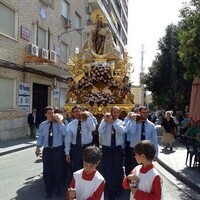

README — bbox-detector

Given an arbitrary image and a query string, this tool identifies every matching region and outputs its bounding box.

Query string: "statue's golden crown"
[90,9,107,24]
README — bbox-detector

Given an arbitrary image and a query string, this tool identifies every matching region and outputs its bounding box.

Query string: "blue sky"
[128,0,190,85]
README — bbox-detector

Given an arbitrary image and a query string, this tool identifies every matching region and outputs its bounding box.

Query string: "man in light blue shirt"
[65,105,96,172]
[98,106,125,199]
[124,108,138,176]
[35,106,68,199]
[125,106,158,170]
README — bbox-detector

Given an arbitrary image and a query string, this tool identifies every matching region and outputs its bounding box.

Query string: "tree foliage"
[178,0,200,79]
[142,24,191,110]
[141,0,200,110]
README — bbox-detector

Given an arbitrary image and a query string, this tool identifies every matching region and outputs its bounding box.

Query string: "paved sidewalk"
[0,136,36,156]
[1,130,200,195]
[156,126,200,194]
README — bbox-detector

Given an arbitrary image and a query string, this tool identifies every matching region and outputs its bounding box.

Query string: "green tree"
[178,0,200,79]
[143,24,191,110]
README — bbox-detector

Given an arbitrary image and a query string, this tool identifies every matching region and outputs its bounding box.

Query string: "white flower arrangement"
[84,92,116,105]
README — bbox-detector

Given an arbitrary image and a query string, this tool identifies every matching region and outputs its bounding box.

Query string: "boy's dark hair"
[71,105,81,112]
[134,140,156,161]
[54,107,64,114]
[44,106,54,113]
[111,106,120,113]
[82,146,101,165]
[138,106,147,112]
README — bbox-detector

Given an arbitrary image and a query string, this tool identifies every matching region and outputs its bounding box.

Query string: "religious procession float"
[64,10,135,119]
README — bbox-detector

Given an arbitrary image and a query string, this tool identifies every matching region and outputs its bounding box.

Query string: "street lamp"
[58,26,86,40]
[51,77,58,90]
[58,26,86,58]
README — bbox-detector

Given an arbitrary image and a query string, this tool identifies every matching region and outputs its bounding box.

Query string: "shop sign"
[19,83,30,96]
[19,96,30,106]
[21,26,30,41]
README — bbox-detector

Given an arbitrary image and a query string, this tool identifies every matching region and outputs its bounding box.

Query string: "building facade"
[131,85,152,109]
[0,0,88,140]
[87,0,128,52]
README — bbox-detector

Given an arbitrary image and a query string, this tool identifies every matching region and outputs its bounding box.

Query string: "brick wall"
[0,0,87,66]
[0,0,88,140]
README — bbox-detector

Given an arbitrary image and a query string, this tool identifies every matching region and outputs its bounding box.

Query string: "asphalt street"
[0,147,199,200]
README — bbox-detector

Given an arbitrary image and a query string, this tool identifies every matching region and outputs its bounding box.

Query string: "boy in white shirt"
[67,146,105,200]
[123,140,162,200]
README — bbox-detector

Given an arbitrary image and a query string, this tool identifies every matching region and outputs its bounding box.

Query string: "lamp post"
[58,27,86,40]
[58,26,86,60]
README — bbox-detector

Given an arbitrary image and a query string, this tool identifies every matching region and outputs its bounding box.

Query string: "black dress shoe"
[55,187,62,196]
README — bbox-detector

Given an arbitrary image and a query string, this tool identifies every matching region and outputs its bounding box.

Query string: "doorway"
[32,83,48,126]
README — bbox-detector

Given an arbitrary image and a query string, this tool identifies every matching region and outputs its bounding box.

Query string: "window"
[61,0,70,18]
[0,78,16,109]
[74,12,81,29]
[60,88,67,107]
[0,2,17,39]
[60,42,68,63]
[38,27,47,49]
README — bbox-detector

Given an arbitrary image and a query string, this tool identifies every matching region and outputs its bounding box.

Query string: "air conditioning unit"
[64,17,72,28]
[39,48,49,60]
[27,44,39,56]
[86,6,92,14]
[49,50,57,63]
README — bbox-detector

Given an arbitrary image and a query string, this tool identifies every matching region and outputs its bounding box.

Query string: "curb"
[0,144,35,157]
[157,158,200,194]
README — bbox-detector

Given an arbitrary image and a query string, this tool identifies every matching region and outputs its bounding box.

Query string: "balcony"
[24,47,67,77]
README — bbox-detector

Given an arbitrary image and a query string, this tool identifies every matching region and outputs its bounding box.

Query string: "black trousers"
[61,143,73,187]
[102,145,124,199]
[42,146,63,194]
[71,143,92,172]
[124,141,138,176]
[29,124,37,138]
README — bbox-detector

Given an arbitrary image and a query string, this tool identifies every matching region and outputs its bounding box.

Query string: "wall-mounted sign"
[53,89,59,99]
[21,26,30,41]
[19,106,29,112]
[19,83,30,96]
[40,6,47,21]
[19,96,30,106]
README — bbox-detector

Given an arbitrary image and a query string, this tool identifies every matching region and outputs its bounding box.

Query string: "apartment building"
[87,0,128,52]
[0,0,88,140]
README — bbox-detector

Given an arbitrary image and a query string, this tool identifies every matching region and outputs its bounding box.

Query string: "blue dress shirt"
[65,116,96,155]
[125,119,158,157]
[98,118,125,147]
[36,120,68,148]
[124,116,132,142]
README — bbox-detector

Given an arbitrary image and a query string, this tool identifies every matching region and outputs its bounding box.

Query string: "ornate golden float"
[64,10,135,118]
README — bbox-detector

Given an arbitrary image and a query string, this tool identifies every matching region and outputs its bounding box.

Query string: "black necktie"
[111,126,116,149]
[76,120,82,145]
[141,122,145,140]
[48,121,53,148]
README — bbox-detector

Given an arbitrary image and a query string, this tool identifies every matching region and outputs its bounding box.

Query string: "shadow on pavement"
[160,148,176,154]
[13,175,65,200]
[34,158,43,163]
[0,137,35,149]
